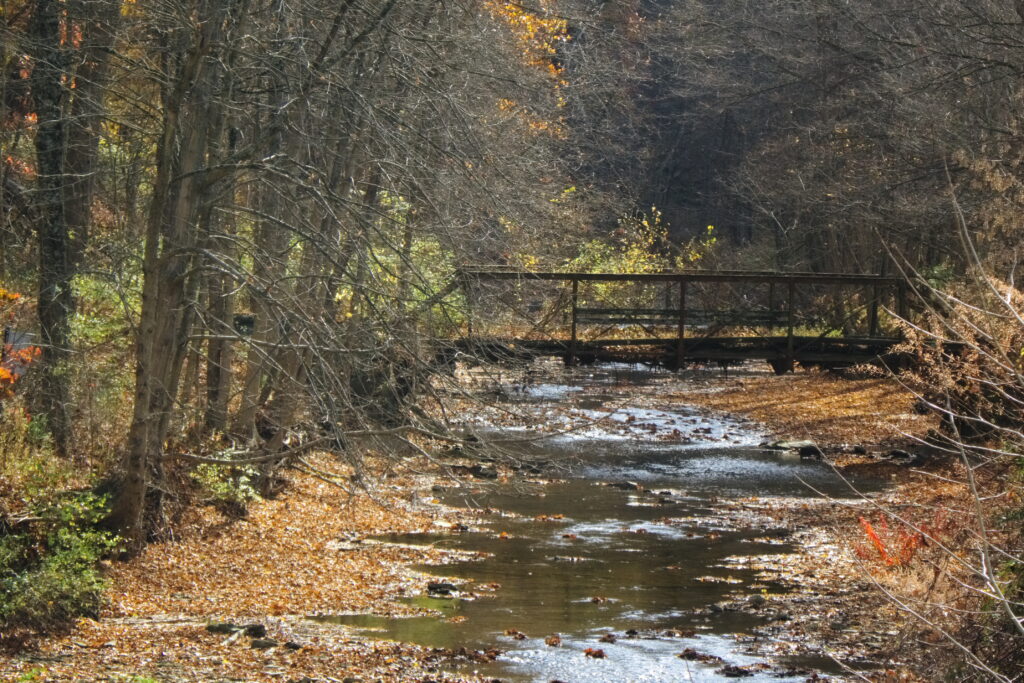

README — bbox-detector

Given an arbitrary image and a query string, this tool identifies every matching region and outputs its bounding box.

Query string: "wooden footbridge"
[451,269,911,373]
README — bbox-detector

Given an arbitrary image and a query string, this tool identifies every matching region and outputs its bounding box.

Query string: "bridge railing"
[458,269,908,367]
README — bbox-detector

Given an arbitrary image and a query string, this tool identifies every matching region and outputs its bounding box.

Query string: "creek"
[320,365,882,682]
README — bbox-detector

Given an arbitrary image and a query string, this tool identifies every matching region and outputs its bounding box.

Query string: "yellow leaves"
[486,0,570,116]
[494,96,566,138]
[549,185,576,204]
[120,0,142,17]
[487,0,570,66]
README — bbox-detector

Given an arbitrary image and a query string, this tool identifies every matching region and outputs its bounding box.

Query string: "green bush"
[190,461,261,517]
[0,492,117,631]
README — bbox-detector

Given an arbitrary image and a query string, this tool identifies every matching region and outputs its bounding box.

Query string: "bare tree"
[100,0,591,549]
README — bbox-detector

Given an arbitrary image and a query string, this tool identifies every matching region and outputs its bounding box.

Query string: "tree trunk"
[30,0,73,456]
[28,0,119,457]
[110,2,233,550]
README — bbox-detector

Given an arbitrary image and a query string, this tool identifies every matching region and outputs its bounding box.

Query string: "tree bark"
[29,0,73,456]
[111,1,235,550]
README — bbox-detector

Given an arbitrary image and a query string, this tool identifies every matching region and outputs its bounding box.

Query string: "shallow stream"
[321,366,880,681]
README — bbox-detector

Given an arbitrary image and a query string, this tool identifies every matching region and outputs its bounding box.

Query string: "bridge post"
[568,278,578,366]
[896,281,908,321]
[460,272,474,338]
[676,278,686,371]
[868,284,880,337]
[785,279,795,373]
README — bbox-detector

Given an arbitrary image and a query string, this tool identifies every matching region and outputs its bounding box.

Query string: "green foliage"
[0,398,71,498]
[72,274,138,347]
[920,262,957,290]
[325,189,466,334]
[0,492,117,631]
[190,461,261,515]
[68,274,137,461]
[564,208,717,274]
[1,401,116,633]
[564,208,673,275]
[558,208,718,309]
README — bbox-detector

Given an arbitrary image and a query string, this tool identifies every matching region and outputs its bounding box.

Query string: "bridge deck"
[454,335,904,371]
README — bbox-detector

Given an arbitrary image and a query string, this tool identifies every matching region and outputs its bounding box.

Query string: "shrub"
[894,269,1024,680]
[190,461,261,517]
[0,492,117,631]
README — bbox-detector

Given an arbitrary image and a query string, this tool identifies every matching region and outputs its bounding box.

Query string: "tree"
[102,0,592,549]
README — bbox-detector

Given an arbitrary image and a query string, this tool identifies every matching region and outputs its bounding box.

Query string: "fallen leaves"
[0,455,479,682]
[664,373,935,448]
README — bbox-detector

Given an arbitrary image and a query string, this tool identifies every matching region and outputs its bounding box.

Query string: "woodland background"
[3,0,1024,680]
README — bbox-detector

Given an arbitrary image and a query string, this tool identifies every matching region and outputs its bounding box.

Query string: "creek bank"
[0,458,495,682]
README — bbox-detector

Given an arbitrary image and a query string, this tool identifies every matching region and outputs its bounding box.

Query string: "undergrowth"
[0,492,117,631]
[0,398,117,633]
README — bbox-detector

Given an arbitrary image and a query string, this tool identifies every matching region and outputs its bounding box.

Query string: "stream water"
[319,365,881,682]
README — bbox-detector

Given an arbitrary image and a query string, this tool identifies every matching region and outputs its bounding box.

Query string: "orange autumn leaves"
[0,286,38,398]
[487,1,569,76]
[487,1,570,137]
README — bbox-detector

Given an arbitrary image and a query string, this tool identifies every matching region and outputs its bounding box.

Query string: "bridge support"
[785,280,795,372]
[676,279,686,371]
[568,278,578,366]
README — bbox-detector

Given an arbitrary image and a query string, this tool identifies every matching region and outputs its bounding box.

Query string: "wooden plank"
[462,269,904,286]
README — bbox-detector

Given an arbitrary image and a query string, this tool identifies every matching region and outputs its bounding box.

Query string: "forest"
[2,0,1024,680]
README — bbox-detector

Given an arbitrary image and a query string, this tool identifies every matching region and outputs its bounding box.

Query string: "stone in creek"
[428,581,459,596]
[250,638,278,649]
[767,439,817,451]
[663,628,696,637]
[242,624,266,638]
[799,444,824,460]
[607,481,643,491]
[205,622,240,634]
[885,449,924,465]
[678,648,722,663]
[717,664,753,677]
[452,464,498,479]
